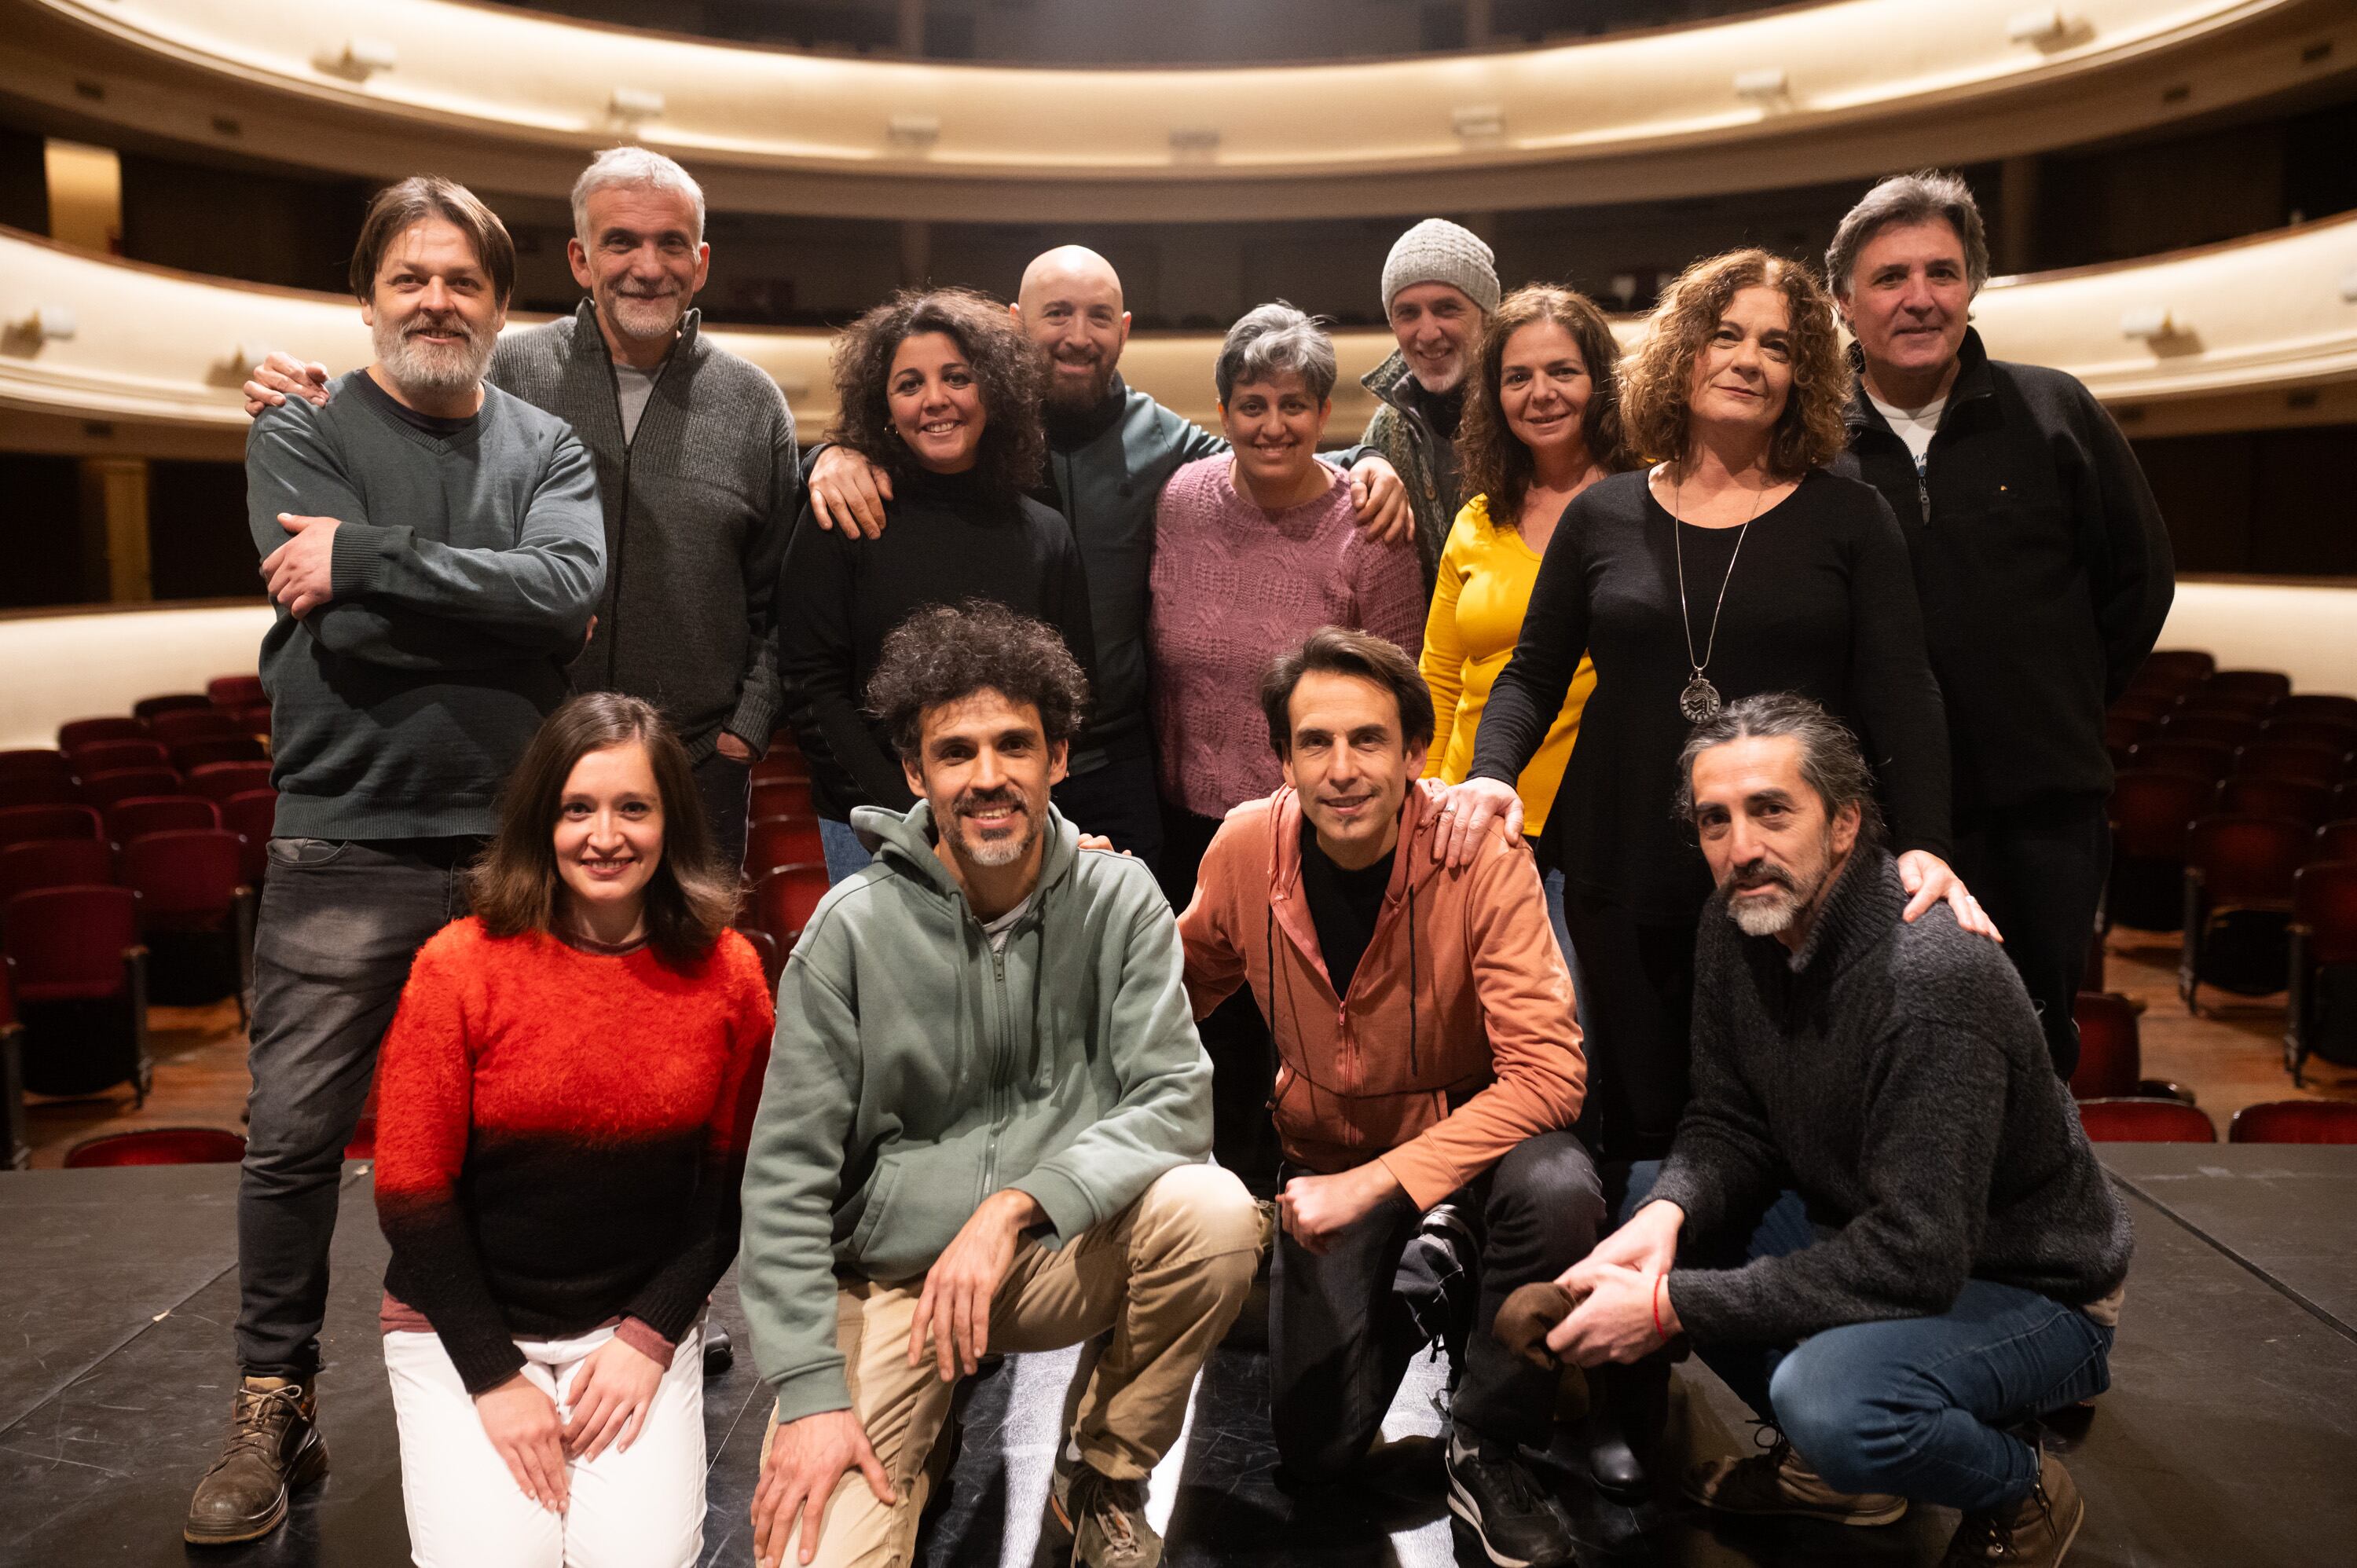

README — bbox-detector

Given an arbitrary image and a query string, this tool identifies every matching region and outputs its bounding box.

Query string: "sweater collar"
[567,298,703,367]
[1844,325,1992,435]
[1773,847,1904,976]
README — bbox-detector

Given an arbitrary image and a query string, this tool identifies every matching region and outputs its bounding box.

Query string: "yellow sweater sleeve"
[1418,501,1484,782]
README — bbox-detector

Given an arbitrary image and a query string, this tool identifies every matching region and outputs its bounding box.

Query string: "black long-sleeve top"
[778,463,1098,822]
[1469,468,1952,925]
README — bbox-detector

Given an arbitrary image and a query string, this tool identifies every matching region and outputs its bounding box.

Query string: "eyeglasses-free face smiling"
[886,330,988,474]
[552,740,665,929]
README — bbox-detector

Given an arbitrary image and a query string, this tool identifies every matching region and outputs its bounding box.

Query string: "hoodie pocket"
[846,1158,905,1259]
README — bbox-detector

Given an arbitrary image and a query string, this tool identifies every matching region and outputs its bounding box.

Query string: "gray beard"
[603,291,686,344]
[374,317,493,399]
[1728,890,1802,937]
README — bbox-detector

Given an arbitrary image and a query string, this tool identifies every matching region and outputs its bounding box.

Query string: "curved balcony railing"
[2,0,2348,220]
[4,212,2352,445]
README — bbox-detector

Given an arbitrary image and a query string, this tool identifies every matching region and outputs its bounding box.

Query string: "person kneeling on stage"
[373,694,774,1568]
[739,601,1260,1568]
[1542,694,2130,1568]
[1178,626,1603,1568]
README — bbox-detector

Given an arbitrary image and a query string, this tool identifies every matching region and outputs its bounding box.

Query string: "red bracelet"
[1650,1273,1670,1345]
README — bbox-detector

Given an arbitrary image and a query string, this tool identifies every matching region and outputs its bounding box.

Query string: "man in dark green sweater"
[188,177,604,1548]
[1541,695,2129,1568]
[245,147,797,869]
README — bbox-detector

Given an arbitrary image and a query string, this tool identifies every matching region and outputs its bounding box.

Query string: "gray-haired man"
[1826,171,2173,1078]
[247,147,799,871]
[1361,217,1501,593]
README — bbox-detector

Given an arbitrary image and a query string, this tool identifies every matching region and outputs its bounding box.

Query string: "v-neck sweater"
[1468,468,1952,923]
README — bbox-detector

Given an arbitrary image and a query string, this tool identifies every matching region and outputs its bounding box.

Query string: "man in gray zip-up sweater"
[191,177,605,1548]
[246,148,796,868]
[740,603,1259,1568]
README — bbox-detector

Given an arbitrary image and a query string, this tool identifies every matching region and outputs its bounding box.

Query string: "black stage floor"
[5,1149,2355,1567]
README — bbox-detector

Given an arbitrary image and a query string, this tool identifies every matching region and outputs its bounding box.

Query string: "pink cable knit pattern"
[1149,456,1426,818]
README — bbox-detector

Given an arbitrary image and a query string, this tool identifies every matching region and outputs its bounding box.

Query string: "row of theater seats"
[735,735,824,991]
[1,677,279,1164]
[2099,651,2357,1085]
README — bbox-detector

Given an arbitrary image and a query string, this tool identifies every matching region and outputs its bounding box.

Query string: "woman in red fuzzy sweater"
[373,693,772,1568]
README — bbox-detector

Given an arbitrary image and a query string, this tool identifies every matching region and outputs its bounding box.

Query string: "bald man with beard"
[805,247,1410,871]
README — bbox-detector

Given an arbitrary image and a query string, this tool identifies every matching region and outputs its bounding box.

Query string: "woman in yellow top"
[1422,284,1630,957]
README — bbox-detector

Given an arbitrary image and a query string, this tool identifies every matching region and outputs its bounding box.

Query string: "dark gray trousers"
[234,837,476,1379]
[1269,1130,1604,1479]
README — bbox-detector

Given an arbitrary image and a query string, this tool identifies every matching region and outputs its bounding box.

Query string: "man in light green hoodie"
[740,601,1261,1568]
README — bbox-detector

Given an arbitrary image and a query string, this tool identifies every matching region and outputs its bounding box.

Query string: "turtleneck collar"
[1780,846,1903,976]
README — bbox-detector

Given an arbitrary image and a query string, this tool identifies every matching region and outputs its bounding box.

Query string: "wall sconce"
[1733,68,1789,101]
[2005,8,2072,46]
[2119,305,2176,339]
[1169,126,1221,159]
[887,113,940,152]
[315,37,398,80]
[1609,274,1638,306]
[610,88,666,124]
[1451,105,1505,140]
[26,305,76,343]
[2339,269,2357,303]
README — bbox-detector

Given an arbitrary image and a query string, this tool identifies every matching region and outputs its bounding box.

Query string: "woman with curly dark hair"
[1435,247,1988,1165]
[1422,284,1630,961]
[776,288,1096,881]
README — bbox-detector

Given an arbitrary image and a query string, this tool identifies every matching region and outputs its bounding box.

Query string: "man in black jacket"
[1545,695,2130,1568]
[1826,170,2174,1078]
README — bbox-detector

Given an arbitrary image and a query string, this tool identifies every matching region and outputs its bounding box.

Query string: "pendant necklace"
[1670,468,1769,723]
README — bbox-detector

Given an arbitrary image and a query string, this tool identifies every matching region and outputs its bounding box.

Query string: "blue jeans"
[819,816,874,884]
[1540,865,1593,1044]
[1621,1161,2113,1514]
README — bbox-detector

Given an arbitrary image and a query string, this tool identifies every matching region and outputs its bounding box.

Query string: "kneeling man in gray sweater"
[1540,694,2130,1568]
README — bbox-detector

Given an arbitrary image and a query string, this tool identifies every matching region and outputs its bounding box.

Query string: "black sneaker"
[1445,1425,1575,1568]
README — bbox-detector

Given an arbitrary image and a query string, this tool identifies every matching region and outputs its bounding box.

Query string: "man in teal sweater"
[740,602,1259,1568]
[188,177,604,1546]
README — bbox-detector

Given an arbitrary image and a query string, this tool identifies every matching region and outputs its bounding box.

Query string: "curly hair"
[469,693,739,969]
[826,288,1047,501]
[1457,284,1633,529]
[866,599,1091,764]
[1618,249,1849,478]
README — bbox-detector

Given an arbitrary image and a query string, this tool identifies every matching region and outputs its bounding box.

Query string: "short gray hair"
[1215,301,1337,405]
[1824,170,1989,301]
[570,147,706,245]
[1675,693,1884,851]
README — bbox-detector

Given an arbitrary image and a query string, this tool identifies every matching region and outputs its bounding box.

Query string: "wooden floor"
[20,928,2357,1167]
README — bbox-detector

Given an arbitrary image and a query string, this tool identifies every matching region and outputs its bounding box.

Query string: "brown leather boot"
[183,1376,330,1544]
[1939,1449,2084,1566]
[1684,1429,1908,1526]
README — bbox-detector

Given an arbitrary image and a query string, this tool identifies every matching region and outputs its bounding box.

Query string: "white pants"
[383,1321,706,1568]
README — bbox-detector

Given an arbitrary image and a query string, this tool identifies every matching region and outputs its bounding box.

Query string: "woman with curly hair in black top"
[776,288,1098,881]
[1433,249,1995,1160]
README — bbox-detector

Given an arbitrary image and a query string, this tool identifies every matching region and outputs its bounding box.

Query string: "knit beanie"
[1380,218,1501,317]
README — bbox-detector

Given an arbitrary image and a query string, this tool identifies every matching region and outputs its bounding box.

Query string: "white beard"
[374,316,493,398]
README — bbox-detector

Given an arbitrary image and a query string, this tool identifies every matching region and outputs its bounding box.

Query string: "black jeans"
[1052,752,1164,873]
[1560,892,1701,1163]
[1158,804,1282,1196]
[1950,793,2109,1079]
[235,837,477,1379]
[1270,1131,1604,1478]
[695,750,753,875]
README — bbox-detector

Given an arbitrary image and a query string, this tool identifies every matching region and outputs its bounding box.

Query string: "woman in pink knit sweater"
[1150,302,1426,890]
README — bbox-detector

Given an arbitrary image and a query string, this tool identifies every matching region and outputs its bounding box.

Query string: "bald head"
[1016,245,1131,414]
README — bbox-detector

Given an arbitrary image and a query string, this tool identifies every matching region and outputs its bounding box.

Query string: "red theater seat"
[2288,859,2357,1085]
[2127,740,2231,781]
[2214,776,2333,827]
[69,738,170,776]
[2131,650,2215,691]
[2068,991,2193,1105]
[79,768,182,808]
[2315,821,2357,864]
[2234,743,2347,789]
[746,815,825,878]
[104,796,222,846]
[2202,670,2293,709]
[736,925,784,991]
[187,761,273,801]
[2273,694,2357,726]
[132,694,211,721]
[2,885,151,1103]
[0,804,103,848]
[0,774,79,809]
[207,675,266,710]
[2262,717,2357,753]
[148,709,240,746]
[2157,712,2261,750]
[2181,815,2308,1010]
[57,717,147,752]
[2105,771,2214,932]
[0,837,113,904]
[2076,1097,2217,1142]
[0,749,71,786]
[119,829,251,1013]
[2227,1100,2357,1145]
[64,1127,246,1167]
[168,736,269,771]
[751,862,830,951]
[219,789,277,887]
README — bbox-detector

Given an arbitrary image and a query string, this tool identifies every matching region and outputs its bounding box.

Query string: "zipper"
[597,334,678,691]
[981,933,1011,1203]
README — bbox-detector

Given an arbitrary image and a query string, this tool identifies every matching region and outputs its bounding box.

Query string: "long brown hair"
[1618,248,1848,478]
[469,694,739,968]
[825,287,1048,502]
[1457,284,1631,529]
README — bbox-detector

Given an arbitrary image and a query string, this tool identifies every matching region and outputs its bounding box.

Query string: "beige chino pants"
[761,1162,1261,1568]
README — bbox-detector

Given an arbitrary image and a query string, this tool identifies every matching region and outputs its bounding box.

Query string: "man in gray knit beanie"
[1362,218,1502,595]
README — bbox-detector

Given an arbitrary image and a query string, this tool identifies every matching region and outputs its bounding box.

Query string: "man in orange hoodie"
[1178,625,1601,1568]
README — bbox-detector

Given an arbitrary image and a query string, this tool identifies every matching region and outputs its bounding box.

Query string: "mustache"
[952,788,1025,819]
[1725,858,1794,893]
[403,314,478,342]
